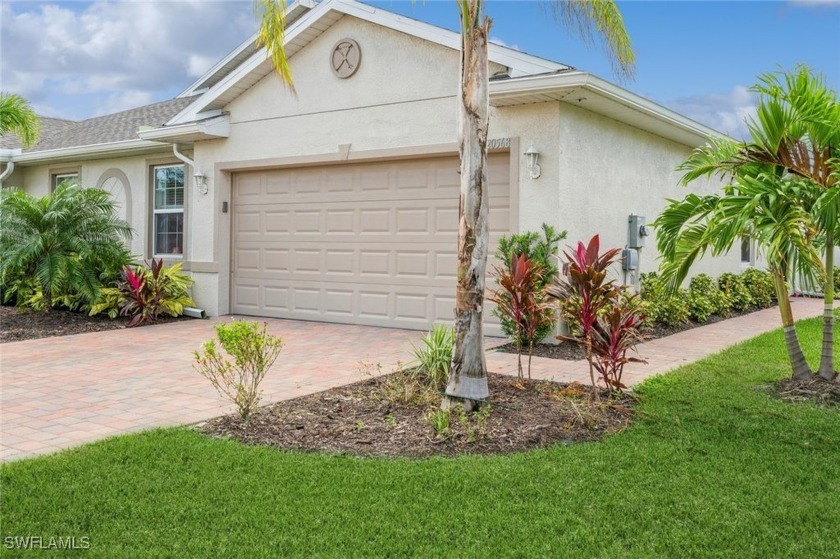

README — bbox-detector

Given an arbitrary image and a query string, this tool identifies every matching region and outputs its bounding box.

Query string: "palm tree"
[656,66,838,380]
[0,183,132,311]
[0,93,40,148]
[257,0,635,409]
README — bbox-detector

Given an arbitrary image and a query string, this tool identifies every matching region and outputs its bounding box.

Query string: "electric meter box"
[622,248,639,271]
[628,214,648,249]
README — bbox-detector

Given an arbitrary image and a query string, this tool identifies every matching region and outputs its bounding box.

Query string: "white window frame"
[151,164,185,259]
[51,171,80,191]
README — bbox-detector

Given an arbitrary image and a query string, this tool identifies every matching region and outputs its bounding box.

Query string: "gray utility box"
[622,248,639,271]
[628,214,649,249]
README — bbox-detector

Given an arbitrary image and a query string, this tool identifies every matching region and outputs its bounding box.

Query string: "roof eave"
[491,72,725,148]
[138,115,231,144]
[168,0,569,126]
[9,139,170,165]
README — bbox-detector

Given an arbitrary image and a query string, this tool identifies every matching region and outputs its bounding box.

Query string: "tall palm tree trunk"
[771,266,813,379]
[443,0,491,412]
[818,232,836,380]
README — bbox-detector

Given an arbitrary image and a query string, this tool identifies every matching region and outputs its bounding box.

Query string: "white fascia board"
[490,72,725,145]
[10,140,168,164]
[177,32,258,98]
[334,0,566,76]
[170,0,567,125]
[138,115,231,143]
[0,148,22,162]
[177,0,317,98]
[167,0,334,126]
[581,74,725,141]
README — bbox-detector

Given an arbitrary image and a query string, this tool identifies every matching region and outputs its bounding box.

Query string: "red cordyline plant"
[118,259,165,327]
[547,235,646,395]
[116,258,194,327]
[488,254,553,379]
[590,295,647,391]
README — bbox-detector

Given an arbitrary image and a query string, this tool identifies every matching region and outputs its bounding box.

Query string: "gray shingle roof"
[0,96,198,153]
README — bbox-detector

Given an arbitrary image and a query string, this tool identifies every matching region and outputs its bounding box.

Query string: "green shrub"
[194,320,283,422]
[494,224,566,344]
[90,259,194,325]
[410,324,454,389]
[833,267,839,299]
[639,272,690,326]
[740,268,776,308]
[0,183,132,311]
[687,273,732,322]
[718,272,753,311]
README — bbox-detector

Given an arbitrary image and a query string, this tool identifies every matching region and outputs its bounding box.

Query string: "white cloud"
[489,36,520,51]
[0,1,255,119]
[96,91,156,116]
[665,86,758,140]
[788,0,840,7]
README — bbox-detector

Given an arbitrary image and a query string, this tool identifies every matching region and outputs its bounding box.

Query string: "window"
[740,236,752,264]
[51,172,80,191]
[152,164,184,257]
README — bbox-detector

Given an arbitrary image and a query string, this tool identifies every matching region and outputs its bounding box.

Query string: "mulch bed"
[772,376,840,408]
[201,371,635,458]
[493,307,764,361]
[0,305,188,343]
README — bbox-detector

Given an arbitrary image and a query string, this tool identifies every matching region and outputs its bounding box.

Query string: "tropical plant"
[100,258,195,327]
[194,320,283,422]
[0,183,132,311]
[411,324,455,389]
[638,272,690,327]
[494,224,566,344]
[0,92,40,147]
[257,0,634,411]
[656,67,838,380]
[488,255,553,379]
[717,272,753,312]
[589,295,646,391]
[548,235,626,394]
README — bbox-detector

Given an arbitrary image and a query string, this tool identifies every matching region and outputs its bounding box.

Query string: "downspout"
[0,161,14,187]
[172,144,194,170]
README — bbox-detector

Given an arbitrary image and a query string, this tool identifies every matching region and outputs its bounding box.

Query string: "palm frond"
[547,0,635,81]
[255,0,295,94]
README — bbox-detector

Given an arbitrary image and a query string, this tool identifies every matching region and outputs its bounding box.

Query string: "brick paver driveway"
[0,317,429,461]
[0,298,828,461]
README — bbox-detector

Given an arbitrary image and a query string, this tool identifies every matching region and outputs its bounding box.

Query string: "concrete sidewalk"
[0,297,828,462]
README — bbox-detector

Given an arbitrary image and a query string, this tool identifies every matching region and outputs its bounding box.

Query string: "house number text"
[487,137,511,149]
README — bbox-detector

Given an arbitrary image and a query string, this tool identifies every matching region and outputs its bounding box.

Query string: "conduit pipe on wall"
[0,161,15,187]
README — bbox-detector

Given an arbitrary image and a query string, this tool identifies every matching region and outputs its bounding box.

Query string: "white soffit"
[491,72,724,147]
[138,115,231,144]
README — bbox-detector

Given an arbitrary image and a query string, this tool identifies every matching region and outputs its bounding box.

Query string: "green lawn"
[2,319,838,558]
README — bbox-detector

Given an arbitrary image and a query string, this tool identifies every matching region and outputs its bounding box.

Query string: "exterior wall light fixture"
[194,172,208,195]
[524,145,541,179]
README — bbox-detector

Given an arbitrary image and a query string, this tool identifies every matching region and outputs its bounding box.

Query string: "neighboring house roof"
[0,97,198,154]
[0,117,75,150]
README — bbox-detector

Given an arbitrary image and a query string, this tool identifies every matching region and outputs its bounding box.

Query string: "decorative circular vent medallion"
[330,38,361,79]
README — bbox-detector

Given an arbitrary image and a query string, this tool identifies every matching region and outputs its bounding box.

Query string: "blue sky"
[2,0,838,138]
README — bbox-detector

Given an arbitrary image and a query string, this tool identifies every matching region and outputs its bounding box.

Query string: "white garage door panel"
[232,154,511,331]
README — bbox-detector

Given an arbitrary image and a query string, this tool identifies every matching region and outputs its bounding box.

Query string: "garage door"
[231,153,511,331]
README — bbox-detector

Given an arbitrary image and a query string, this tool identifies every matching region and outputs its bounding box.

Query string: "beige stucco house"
[0,0,755,331]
